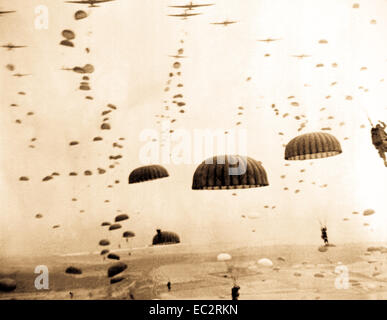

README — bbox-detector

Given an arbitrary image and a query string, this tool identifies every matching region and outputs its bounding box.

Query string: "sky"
[0,0,387,257]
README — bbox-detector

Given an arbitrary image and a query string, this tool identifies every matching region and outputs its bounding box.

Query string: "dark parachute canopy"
[110,276,125,284]
[115,214,129,222]
[123,231,135,238]
[60,40,74,47]
[100,249,109,255]
[192,155,269,190]
[107,253,120,260]
[108,262,127,278]
[101,221,111,227]
[62,29,75,40]
[65,266,82,275]
[128,165,169,184]
[109,223,122,231]
[0,278,16,292]
[152,229,180,246]
[99,239,110,246]
[74,10,87,20]
[285,132,342,160]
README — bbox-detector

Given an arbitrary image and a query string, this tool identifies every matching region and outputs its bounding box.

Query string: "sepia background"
[0,0,386,271]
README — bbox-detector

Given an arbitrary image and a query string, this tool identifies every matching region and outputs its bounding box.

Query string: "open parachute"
[129,165,169,184]
[152,229,180,246]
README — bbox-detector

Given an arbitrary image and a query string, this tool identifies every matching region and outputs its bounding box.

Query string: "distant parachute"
[99,239,110,246]
[35,213,43,219]
[101,222,111,227]
[107,253,120,260]
[217,253,232,261]
[318,246,328,253]
[109,223,122,231]
[60,40,74,47]
[123,231,135,239]
[83,64,94,73]
[110,276,125,284]
[108,262,127,278]
[258,258,273,267]
[152,229,180,246]
[128,165,169,184]
[100,249,109,255]
[0,278,16,292]
[173,62,181,69]
[285,132,342,160]
[363,209,375,216]
[247,213,260,220]
[62,30,75,40]
[115,214,129,222]
[192,155,269,190]
[74,10,87,20]
[65,266,82,275]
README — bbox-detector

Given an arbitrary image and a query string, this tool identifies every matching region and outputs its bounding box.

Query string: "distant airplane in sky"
[210,20,238,26]
[65,0,115,7]
[257,38,282,43]
[169,2,214,10]
[13,73,32,77]
[292,54,312,59]
[168,12,202,18]
[0,10,15,15]
[1,43,28,51]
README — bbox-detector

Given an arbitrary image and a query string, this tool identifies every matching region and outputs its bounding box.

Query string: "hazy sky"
[1,0,387,257]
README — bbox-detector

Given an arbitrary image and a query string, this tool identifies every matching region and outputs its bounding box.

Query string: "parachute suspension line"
[359,105,374,127]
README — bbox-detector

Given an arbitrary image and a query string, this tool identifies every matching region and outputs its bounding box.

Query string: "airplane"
[65,0,115,7]
[169,2,214,10]
[168,12,202,18]
[292,54,311,59]
[169,55,187,59]
[0,10,15,15]
[257,38,282,43]
[13,73,32,77]
[210,20,238,26]
[1,43,28,50]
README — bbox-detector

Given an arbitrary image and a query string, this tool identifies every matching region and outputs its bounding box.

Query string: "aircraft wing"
[169,4,213,8]
[168,13,202,17]
[0,10,16,14]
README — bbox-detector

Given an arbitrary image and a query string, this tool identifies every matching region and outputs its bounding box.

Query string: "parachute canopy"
[363,209,375,216]
[192,155,269,190]
[123,231,135,238]
[109,224,122,231]
[258,258,273,267]
[152,229,180,246]
[65,266,82,275]
[285,132,342,160]
[101,222,111,227]
[0,278,16,292]
[108,262,127,278]
[115,214,129,222]
[100,249,109,255]
[60,40,74,47]
[129,165,169,184]
[74,10,87,20]
[62,29,75,40]
[107,253,120,260]
[99,239,110,246]
[110,276,125,284]
[217,253,232,261]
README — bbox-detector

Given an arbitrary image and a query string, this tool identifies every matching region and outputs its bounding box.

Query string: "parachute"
[192,155,269,190]
[100,249,109,255]
[101,222,111,227]
[115,214,129,222]
[74,10,87,20]
[285,132,342,160]
[217,253,232,261]
[60,40,74,47]
[258,258,273,267]
[152,229,180,246]
[0,278,16,292]
[108,262,127,278]
[246,213,260,220]
[65,266,82,275]
[99,239,110,246]
[363,209,375,216]
[123,231,135,238]
[110,276,125,284]
[129,165,169,184]
[107,253,120,260]
[109,223,122,231]
[62,30,75,40]
[82,64,94,73]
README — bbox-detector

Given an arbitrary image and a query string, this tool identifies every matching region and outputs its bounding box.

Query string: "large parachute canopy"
[123,231,135,238]
[258,258,273,267]
[285,132,342,160]
[217,253,232,261]
[109,223,122,231]
[152,229,180,246]
[192,155,269,190]
[108,262,127,278]
[99,239,110,246]
[115,214,129,222]
[128,165,169,184]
